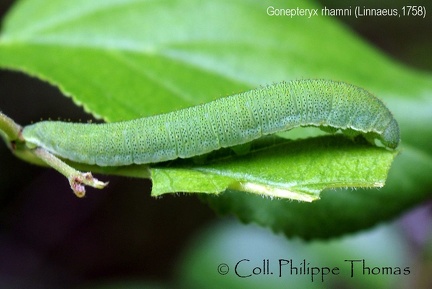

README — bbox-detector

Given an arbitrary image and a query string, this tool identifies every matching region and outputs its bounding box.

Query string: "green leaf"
[0,0,430,238]
[151,135,397,202]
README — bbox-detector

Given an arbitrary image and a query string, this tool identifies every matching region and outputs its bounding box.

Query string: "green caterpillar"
[22,79,400,167]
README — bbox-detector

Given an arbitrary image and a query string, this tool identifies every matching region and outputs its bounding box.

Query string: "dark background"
[0,0,431,288]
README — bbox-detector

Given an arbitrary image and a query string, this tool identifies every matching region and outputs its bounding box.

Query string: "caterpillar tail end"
[69,172,109,198]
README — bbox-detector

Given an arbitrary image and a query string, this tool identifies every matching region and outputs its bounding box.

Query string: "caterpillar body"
[22,79,400,167]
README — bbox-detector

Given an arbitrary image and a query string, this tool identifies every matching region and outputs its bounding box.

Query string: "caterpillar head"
[380,118,400,149]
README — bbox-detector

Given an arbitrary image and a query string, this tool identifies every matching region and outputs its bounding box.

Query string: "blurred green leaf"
[177,221,411,289]
[0,0,431,238]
